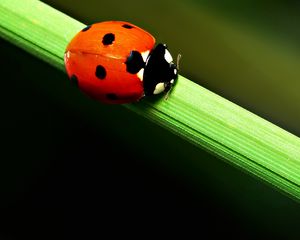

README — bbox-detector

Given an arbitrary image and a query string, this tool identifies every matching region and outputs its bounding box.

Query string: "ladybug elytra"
[64,21,178,104]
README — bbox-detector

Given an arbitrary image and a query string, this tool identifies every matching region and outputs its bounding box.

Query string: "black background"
[1,34,300,240]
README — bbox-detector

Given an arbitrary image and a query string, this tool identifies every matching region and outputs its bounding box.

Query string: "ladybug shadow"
[126,94,165,111]
[143,94,165,104]
[137,91,175,108]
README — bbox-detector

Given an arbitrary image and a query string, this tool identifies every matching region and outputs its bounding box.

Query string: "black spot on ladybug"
[102,33,115,45]
[70,74,78,87]
[122,24,134,29]
[82,25,92,32]
[106,93,118,100]
[125,51,145,74]
[95,65,106,79]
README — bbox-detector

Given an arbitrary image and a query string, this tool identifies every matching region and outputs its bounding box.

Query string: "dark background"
[1,0,300,239]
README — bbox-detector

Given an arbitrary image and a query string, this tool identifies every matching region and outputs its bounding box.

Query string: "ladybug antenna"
[176,53,182,70]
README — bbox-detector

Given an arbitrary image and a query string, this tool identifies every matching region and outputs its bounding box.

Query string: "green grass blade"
[1,0,300,200]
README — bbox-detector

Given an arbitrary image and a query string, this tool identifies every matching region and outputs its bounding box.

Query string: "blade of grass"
[1,0,300,200]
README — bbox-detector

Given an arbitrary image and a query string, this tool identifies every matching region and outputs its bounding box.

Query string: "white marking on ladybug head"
[170,79,174,84]
[164,49,173,63]
[137,68,144,81]
[174,69,177,75]
[141,50,150,62]
[153,82,165,95]
[65,51,70,58]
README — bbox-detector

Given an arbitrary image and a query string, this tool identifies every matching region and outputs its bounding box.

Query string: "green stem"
[1,0,300,200]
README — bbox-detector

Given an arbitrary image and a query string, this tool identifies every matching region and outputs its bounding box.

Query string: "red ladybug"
[64,21,178,104]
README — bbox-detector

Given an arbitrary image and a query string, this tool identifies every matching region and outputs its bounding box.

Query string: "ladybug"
[64,21,179,104]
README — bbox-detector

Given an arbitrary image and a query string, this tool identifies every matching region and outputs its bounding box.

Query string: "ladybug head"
[143,43,178,97]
